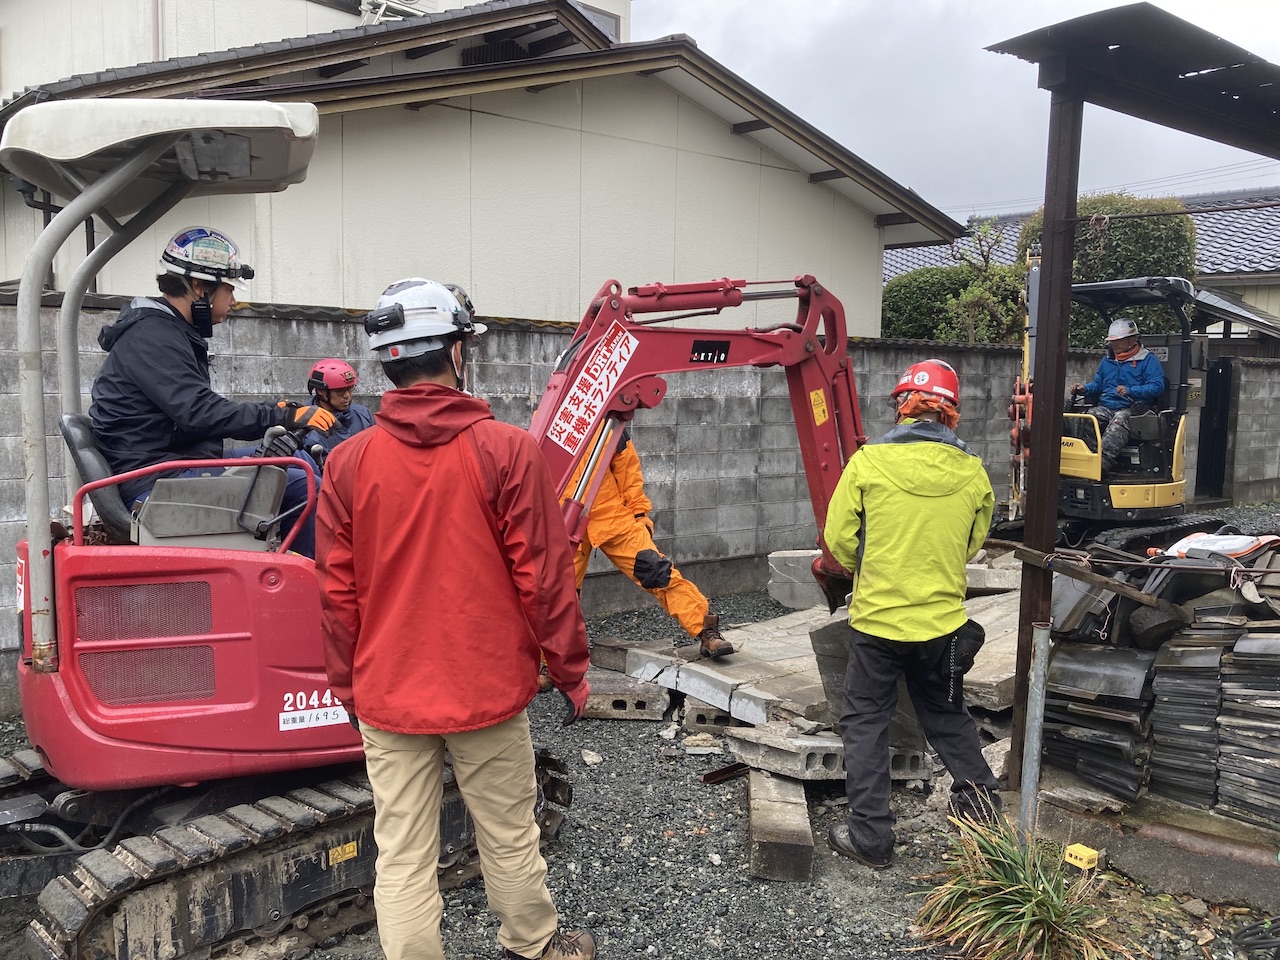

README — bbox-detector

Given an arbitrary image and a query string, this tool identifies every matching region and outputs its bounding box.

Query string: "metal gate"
[1195,357,1232,499]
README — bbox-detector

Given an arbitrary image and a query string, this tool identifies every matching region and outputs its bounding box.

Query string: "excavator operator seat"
[59,412,289,551]
[136,466,287,552]
[58,413,136,544]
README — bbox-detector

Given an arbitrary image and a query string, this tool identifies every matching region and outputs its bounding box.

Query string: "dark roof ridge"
[1,0,607,107]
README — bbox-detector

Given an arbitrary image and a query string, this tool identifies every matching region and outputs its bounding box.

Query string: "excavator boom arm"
[529,275,865,607]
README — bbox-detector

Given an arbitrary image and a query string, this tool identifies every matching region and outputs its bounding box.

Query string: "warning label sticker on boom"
[547,321,639,454]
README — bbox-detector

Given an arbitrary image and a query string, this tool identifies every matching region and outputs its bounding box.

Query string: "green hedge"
[882,265,975,340]
[1019,193,1196,346]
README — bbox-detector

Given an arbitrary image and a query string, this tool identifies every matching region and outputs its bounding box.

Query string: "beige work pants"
[360,711,559,960]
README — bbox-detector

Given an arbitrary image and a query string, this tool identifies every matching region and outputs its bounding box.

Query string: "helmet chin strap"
[450,337,470,394]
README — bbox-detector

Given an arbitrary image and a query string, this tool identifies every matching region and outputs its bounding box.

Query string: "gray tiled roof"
[882,213,1024,283]
[884,186,1280,283]
[1,0,597,107]
[1182,187,1280,276]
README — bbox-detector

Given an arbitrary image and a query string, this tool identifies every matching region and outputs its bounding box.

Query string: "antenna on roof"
[359,0,426,25]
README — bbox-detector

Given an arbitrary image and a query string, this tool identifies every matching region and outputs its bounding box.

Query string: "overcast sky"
[628,1,1280,222]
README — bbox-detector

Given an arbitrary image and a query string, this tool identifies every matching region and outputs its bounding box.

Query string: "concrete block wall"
[1225,357,1280,504]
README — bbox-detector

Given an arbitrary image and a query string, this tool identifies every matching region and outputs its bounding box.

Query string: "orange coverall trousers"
[572,441,709,640]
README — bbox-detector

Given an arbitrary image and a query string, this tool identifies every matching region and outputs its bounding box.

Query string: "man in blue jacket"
[1071,318,1166,473]
[824,359,999,869]
[89,226,335,555]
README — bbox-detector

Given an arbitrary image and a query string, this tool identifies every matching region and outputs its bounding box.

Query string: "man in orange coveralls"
[574,429,734,658]
[316,278,595,960]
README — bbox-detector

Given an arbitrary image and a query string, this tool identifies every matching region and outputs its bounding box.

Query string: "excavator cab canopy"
[3,98,320,670]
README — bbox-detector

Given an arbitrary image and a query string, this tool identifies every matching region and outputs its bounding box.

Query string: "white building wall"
[3,75,883,334]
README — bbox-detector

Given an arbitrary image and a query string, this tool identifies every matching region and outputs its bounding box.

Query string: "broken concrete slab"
[611,614,831,726]
[582,666,670,721]
[767,550,826,611]
[747,770,813,881]
[962,590,1022,712]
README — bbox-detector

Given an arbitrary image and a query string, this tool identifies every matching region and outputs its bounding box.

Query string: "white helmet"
[364,278,486,361]
[1106,318,1139,341]
[159,227,254,290]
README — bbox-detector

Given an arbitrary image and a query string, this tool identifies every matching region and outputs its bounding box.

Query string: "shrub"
[916,815,1135,960]
[882,265,975,340]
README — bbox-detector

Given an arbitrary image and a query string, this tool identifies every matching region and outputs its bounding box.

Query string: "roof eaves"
[648,43,964,242]
[2,0,607,106]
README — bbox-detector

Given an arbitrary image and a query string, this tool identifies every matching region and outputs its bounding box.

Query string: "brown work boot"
[697,614,734,658]
[503,929,596,960]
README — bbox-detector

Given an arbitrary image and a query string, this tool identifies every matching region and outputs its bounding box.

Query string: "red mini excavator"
[1,99,569,960]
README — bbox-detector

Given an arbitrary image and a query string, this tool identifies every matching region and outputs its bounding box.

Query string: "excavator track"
[1088,513,1228,555]
[21,750,571,960]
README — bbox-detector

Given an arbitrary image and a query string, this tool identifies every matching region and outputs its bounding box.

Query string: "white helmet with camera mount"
[364,278,486,361]
[159,227,254,291]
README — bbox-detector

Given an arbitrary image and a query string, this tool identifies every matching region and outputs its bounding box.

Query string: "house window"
[580,4,620,41]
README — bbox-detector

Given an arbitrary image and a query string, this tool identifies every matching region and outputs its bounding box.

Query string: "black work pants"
[839,628,998,855]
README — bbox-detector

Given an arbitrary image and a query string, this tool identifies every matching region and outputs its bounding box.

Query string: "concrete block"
[966,565,1021,594]
[0,647,19,719]
[724,723,845,781]
[766,550,825,611]
[747,770,813,882]
[682,696,746,734]
[588,637,631,673]
[725,722,932,782]
[582,667,670,721]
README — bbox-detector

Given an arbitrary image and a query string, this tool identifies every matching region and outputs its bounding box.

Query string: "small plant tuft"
[915,814,1134,960]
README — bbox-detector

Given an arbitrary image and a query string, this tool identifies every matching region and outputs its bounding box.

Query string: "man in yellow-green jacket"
[823,359,1000,869]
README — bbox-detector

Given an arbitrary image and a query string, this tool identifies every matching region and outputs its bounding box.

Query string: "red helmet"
[892,359,959,405]
[307,358,358,393]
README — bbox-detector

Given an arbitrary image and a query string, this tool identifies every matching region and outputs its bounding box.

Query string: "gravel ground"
[0,578,1273,958]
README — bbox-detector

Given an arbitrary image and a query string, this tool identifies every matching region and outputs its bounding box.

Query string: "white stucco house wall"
[0,0,961,332]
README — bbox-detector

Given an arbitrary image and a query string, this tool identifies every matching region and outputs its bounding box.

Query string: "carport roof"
[0,0,962,249]
[988,1,1280,161]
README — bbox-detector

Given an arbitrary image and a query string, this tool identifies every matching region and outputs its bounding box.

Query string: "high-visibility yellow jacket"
[823,419,993,642]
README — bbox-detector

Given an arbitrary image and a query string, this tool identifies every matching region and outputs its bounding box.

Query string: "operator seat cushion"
[58,413,135,543]
[1125,408,1165,442]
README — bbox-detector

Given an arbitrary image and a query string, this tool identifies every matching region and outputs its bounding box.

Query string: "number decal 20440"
[279,689,350,731]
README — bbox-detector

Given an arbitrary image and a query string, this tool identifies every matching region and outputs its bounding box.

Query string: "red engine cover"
[18,541,364,790]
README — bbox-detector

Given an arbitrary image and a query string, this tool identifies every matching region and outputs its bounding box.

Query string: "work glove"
[635,513,654,536]
[254,430,300,460]
[278,401,337,435]
[557,677,590,727]
[348,712,361,731]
